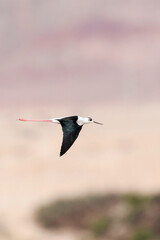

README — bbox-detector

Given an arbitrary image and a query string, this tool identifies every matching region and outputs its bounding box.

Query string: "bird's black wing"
[59,118,82,156]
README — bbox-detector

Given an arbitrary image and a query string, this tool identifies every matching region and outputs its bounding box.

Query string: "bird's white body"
[50,118,60,124]
[50,116,92,126]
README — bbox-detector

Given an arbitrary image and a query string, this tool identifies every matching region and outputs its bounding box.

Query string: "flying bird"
[19,116,103,156]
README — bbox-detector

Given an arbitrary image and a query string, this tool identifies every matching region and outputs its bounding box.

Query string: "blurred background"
[0,0,160,239]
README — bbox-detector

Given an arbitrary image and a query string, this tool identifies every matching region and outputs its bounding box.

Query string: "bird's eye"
[88,117,92,121]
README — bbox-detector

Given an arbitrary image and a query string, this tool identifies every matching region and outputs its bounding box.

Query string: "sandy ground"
[0,103,160,239]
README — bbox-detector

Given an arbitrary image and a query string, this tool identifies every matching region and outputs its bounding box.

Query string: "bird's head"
[77,116,103,126]
[88,117,103,125]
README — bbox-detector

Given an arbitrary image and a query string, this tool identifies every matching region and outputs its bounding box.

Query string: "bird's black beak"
[93,121,103,125]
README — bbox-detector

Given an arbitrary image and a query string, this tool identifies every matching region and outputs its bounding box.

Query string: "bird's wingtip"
[60,149,66,157]
[59,152,63,157]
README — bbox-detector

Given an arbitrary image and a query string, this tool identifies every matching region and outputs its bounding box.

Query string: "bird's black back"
[58,116,83,156]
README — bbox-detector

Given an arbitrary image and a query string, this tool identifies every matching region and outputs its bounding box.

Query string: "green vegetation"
[125,194,152,208]
[132,229,154,240]
[35,193,160,239]
[36,194,120,229]
[124,194,152,223]
[90,218,111,237]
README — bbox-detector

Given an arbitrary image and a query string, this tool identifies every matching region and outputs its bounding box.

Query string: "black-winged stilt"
[19,116,103,156]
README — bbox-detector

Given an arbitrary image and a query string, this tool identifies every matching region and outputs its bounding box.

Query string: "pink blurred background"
[0,1,160,240]
[1,0,160,109]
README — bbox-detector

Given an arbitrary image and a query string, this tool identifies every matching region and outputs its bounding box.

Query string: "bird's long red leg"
[18,118,52,122]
